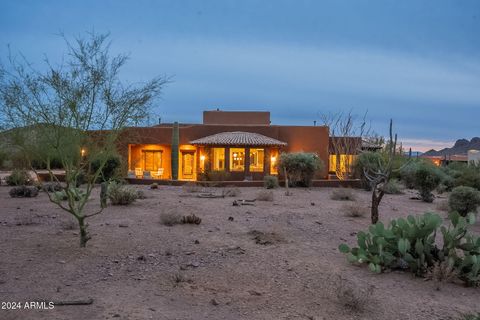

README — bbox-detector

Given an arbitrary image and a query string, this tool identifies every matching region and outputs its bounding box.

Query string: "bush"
[263,175,279,189]
[107,182,138,205]
[339,212,480,287]
[222,186,240,197]
[52,188,85,202]
[9,186,39,198]
[256,190,274,201]
[206,170,230,181]
[343,204,368,218]
[91,155,122,182]
[331,188,356,201]
[449,186,480,216]
[279,152,323,187]
[414,163,442,202]
[353,152,385,190]
[382,179,404,194]
[160,211,182,226]
[41,182,63,192]
[150,183,159,189]
[6,169,31,186]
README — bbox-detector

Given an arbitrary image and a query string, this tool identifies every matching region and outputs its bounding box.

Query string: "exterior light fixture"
[81,148,86,157]
[200,155,206,161]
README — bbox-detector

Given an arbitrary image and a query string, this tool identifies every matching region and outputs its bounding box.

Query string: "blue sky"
[1,0,479,151]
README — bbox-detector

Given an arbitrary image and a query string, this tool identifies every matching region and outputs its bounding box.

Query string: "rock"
[119,224,129,228]
[210,299,219,306]
[147,253,156,258]
[194,240,200,244]
[247,290,262,296]
[228,216,234,221]
[190,261,200,268]
[137,255,146,261]
[113,314,120,318]
[58,260,66,264]
[311,202,315,206]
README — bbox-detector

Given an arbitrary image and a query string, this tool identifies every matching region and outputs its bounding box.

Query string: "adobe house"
[119,110,351,182]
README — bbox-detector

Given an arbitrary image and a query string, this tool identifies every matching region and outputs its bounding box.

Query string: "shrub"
[53,188,85,202]
[256,190,274,201]
[339,212,480,286]
[6,169,31,186]
[329,274,374,312]
[449,186,480,216]
[353,152,385,190]
[331,188,356,201]
[9,186,39,198]
[263,175,279,189]
[91,155,122,182]
[206,170,230,181]
[107,182,138,205]
[414,163,442,202]
[399,162,419,189]
[343,204,368,218]
[41,182,63,192]
[382,179,404,194]
[181,214,202,224]
[150,182,158,189]
[279,152,323,187]
[160,211,182,226]
[223,186,240,197]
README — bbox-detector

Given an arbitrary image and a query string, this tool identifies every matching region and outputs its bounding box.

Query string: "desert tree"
[320,110,381,180]
[362,120,406,224]
[0,32,169,247]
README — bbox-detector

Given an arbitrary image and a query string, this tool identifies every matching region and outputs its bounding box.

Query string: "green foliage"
[6,169,31,186]
[449,186,480,217]
[91,155,122,182]
[353,152,385,190]
[263,175,279,189]
[279,152,323,187]
[339,212,480,286]
[382,179,404,194]
[206,170,230,181]
[414,163,442,202]
[0,149,9,169]
[9,185,39,198]
[53,188,86,202]
[399,162,419,189]
[107,181,138,205]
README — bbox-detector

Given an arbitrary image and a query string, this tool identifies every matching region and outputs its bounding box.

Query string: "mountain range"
[422,137,480,156]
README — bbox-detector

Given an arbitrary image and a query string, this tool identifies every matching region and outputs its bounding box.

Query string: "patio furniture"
[152,168,164,179]
[135,168,143,178]
[143,171,152,179]
[127,170,136,179]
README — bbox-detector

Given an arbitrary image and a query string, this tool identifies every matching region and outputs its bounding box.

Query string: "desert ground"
[0,184,478,320]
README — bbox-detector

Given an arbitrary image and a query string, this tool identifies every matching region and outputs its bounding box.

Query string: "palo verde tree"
[362,120,407,224]
[0,32,168,247]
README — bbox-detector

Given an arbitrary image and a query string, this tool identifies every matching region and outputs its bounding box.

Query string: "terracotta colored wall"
[120,123,330,179]
[203,111,270,125]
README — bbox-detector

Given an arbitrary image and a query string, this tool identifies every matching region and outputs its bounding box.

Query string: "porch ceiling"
[190,131,287,147]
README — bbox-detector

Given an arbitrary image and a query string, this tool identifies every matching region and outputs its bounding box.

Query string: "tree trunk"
[370,188,384,224]
[78,217,90,247]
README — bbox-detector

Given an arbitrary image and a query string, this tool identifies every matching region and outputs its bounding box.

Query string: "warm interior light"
[271,156,276,162]
[81,148,86,156]
[200,155,206,161]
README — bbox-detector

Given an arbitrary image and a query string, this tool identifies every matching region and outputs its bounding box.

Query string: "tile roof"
[190,131,287,146]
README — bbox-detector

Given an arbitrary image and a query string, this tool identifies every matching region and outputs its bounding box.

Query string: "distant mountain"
[422,137,480,156]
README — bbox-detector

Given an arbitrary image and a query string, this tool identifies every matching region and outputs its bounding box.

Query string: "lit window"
[270,149,278,174]
[230,148,245,171]
[249,148,264,172]
[213,148,225,170]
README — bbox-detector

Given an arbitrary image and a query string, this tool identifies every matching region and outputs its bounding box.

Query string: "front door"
[181,151,195,179]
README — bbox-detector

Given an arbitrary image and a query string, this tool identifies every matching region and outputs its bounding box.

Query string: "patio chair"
[127,170,136,179]
[152,168,164,179]
[135,168,143,178]
[143,171,152,179]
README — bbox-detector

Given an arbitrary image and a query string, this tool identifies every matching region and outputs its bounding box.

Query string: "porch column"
[245,147,251,179]
[204,147,212,172]
[264,148,271,175]
[224,146,230,172]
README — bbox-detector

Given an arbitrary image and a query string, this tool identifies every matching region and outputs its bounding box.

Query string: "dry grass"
[427,261,457,291]
[222,186,241,197]
[328,274,375,313]
[343,204,368,218]
[331,188,356,201]
[248,230,284,245]
[256,190,274,201]
[160,211,182,226]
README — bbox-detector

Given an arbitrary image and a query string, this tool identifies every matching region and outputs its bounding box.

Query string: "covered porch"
[191,131,287,181]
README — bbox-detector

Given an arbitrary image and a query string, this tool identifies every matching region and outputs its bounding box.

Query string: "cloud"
[400,138,455,152]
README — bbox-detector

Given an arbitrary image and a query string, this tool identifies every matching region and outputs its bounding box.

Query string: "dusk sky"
[1,0,479,151]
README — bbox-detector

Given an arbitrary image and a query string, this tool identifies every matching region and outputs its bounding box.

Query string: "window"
[329,154,356,174]
[230,148,245,171]
[270,149,279,175]
[249,148,264,172]
[213,148,225,170]
[142,150,163,171]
